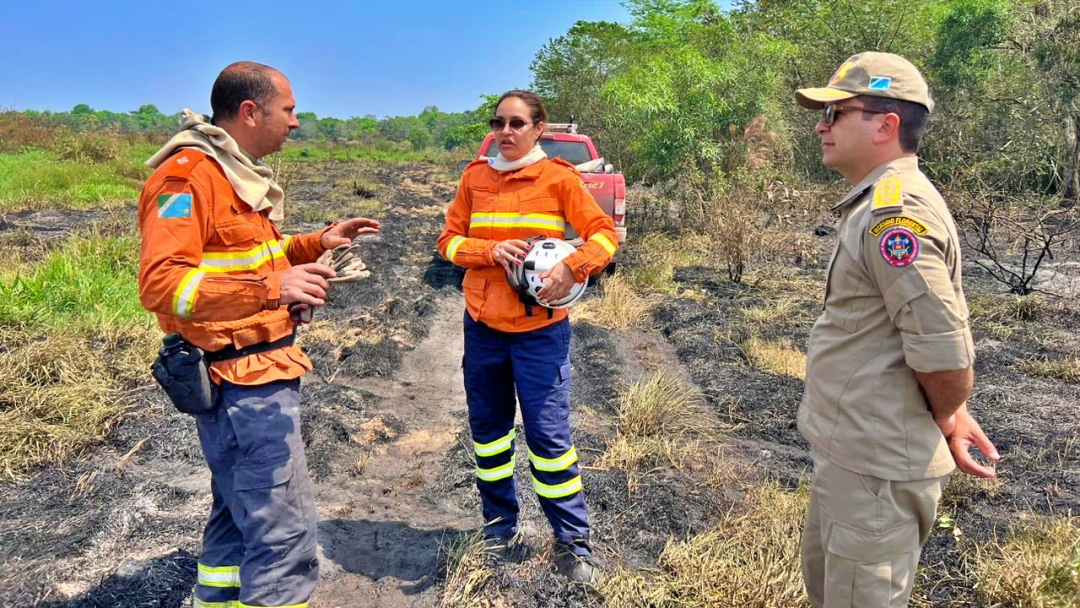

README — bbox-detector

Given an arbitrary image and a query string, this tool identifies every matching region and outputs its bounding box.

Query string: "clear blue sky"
[0,1,633,119]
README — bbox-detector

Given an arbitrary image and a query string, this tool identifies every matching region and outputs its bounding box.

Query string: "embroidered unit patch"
[870,216,928,237]
[879,227,919,267]
[157,193,192,219]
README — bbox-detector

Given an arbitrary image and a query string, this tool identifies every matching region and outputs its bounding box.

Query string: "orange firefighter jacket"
[437,157,618,333]
[137,149,329,385]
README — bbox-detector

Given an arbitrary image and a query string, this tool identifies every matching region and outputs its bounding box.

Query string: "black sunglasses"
[488,117,539,131]
[823,105,890,126]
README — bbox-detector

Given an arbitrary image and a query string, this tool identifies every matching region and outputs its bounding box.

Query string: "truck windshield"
[484,140,592,165]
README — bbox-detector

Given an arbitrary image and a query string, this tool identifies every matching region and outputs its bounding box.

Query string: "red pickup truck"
[470,123,627,247]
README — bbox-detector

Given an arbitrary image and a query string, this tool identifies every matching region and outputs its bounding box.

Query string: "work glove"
[318,242,372,283]
[289,241,372,324]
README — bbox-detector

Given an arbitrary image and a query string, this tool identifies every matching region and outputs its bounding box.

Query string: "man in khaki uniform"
[795,52,1000,607]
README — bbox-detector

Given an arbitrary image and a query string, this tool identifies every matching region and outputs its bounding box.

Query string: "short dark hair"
[496,90,548,124]
[858,96,929,153]
[210,62,281,123]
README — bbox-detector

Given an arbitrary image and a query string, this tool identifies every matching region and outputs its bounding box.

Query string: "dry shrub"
[974,516,1080,607]
[600,482,809,607]
[572,274,651,330]
[54,130,123,163]
[0,111,63,152]
[741,337,807,380]
[0,326,156,478]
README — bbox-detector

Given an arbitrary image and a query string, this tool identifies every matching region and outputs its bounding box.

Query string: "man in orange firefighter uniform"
[137,61,378,608]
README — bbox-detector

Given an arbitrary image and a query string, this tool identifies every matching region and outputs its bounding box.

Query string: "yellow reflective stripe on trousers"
[446,235,466,262]
[589,233,617,255]
[200,240,285,273]
[193,598,237,608]
[473,429,515,457]
[477,455,515,482]
[173,269,205,319]
[470,212,566,233]
[528,446,578,472]
[532,475,582,499]
[237,602,308,608]
[197,563,240,588]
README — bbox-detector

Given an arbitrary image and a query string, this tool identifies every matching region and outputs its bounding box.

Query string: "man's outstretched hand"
[322,217,380,249]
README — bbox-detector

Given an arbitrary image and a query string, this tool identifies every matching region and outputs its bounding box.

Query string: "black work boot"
[553,537,600,584]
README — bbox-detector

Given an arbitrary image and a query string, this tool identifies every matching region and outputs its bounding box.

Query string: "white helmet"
[509,237,588,309]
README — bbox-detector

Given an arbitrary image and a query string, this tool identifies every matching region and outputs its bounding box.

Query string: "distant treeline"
[14,96,498,152]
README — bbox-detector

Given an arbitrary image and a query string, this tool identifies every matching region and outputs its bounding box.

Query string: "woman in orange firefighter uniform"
[437,90,617,583]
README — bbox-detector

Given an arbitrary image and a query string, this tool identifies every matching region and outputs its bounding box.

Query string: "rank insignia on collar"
[879,227,919,267]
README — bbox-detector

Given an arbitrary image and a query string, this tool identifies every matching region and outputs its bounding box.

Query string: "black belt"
[203,329,297,363]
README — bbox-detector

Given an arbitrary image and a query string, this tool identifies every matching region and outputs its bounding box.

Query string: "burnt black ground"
[1,160,1077,607]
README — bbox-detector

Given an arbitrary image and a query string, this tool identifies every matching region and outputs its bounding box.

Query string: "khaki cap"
[796,52,934,113]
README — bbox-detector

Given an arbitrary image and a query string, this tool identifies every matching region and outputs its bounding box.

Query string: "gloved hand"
[318,242,372,283]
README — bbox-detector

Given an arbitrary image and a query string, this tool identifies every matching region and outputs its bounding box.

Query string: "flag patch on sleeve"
[157,193,192,218]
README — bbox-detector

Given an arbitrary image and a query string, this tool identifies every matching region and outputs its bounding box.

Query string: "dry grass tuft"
[624,233,712,296]
[741,337,807,380]
[573,274,652,331]
[1021,356,1080,383]
[600,482,809,607]
[438,529,498,608]
[616,371,704,439]
[974,515,1080,607]
[0,325,157,478]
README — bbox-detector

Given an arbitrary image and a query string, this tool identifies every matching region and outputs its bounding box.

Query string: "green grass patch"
[0,231,156,477]
[0,231,151,333]
[0,149,145,212]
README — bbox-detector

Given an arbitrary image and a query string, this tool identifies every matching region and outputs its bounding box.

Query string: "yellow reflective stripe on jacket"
[282,235,293,255]
[474,429,516,457]
[200,240,285,273]
[446,235,466,262]
[237,602,308,608]
[532,475,583,499]
[477,456,515,482]
[589,233,617,255]
[470,212,566,233]
[172,269,204,319]
[197,562,240,588]
[528,446,578,472]
[193,598,237,608]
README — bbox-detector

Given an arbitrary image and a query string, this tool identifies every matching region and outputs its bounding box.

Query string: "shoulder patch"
[163,149,208,180]
[156,192,193,219]
[879,227,919,267]
[871,175,903,214]
[870,215,928,237]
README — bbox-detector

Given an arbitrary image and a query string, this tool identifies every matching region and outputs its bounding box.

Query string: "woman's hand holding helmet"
[493,239,531,274]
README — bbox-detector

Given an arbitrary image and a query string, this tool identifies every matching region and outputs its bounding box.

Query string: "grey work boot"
[554,539,600,584]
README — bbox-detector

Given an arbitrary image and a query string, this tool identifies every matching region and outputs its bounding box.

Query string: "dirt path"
[311,295,470,608]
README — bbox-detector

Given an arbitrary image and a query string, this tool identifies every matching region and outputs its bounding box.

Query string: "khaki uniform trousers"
[801,452,948,608]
